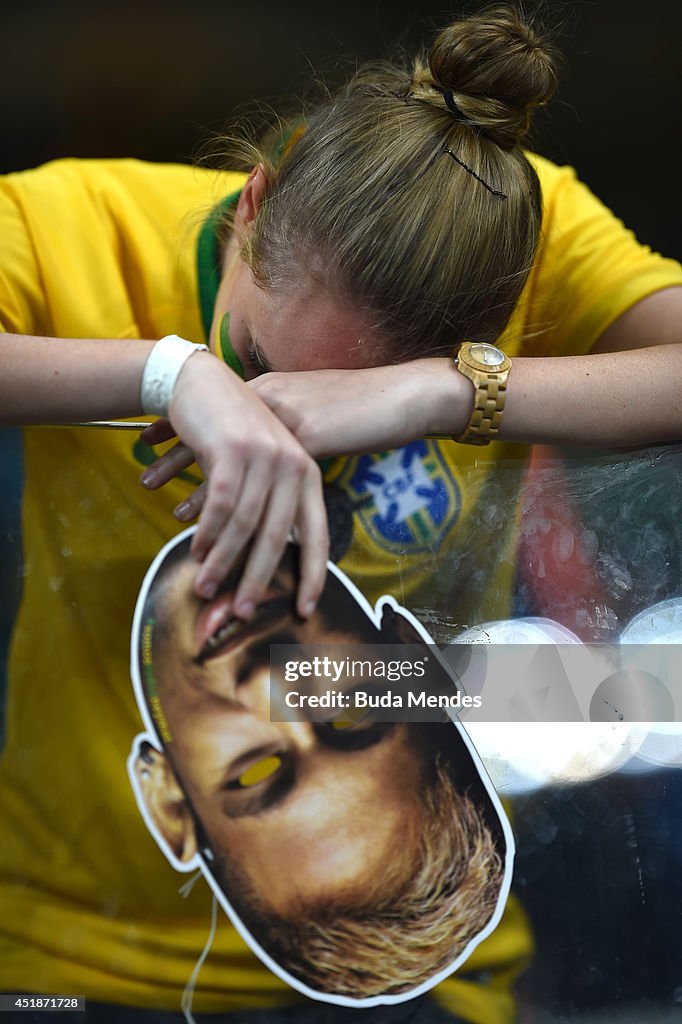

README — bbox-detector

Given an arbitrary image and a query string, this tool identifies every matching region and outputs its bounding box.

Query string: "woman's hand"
[138,352,328,619]
[248,359,469,457]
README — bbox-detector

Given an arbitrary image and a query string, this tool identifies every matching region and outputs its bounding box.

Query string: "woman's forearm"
[0,331,329,615]
[427,345,682,447]
[0,333,155,425]
[247,343,682,458]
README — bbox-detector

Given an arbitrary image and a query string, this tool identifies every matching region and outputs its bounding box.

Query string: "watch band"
[454,342,512,445]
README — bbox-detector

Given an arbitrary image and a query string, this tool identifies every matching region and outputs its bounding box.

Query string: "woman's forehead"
[251,277,385,371]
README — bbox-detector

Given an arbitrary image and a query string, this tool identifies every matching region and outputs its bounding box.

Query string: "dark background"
[1,3,682,1021]
[1,0,681,259]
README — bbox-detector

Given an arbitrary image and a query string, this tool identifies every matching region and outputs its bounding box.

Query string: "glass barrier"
[1,431,681,1023]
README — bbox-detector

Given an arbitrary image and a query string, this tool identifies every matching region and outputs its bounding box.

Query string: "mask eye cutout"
[315,718,396,752]
[330,704,372,730]
[324,683,392,733]
[235,755,282,789]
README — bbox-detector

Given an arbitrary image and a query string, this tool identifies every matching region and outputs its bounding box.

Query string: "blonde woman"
[0,5,680,1022]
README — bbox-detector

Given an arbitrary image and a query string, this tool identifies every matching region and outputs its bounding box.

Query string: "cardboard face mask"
[128,527,513,1007]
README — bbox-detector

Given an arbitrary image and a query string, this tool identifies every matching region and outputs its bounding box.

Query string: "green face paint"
[219,312,245,379]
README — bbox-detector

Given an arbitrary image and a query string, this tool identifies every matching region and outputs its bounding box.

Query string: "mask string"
[178,871,203,899]
[180,890,219,1024]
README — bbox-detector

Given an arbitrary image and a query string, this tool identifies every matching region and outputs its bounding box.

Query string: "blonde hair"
[216,758,504,998]
[232,4,559,360]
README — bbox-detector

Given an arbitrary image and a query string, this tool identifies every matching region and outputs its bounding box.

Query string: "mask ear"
[133,742,198,864]
[378,601,465,687]
[233,163,268,239]
[378,602,424,645]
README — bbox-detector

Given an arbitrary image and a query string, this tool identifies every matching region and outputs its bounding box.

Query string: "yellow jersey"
[0,156,680,1022]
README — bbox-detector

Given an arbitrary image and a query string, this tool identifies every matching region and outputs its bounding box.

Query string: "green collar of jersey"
[197,124,307,377]
[196,189,244,377]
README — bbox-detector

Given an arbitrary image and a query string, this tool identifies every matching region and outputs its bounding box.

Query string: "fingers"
[174,481,207,522]
[230,461,328,620]
[190,437,294,603]
[229,475,302,618]
[190,458,254,600]
[140,441,196,490]
[139,418,177,445]
[292,464,329,618]
[141,357,330,619]
[191,445,328,620]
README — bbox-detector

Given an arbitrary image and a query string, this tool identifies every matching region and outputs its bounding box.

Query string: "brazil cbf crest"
[336,441,462,553]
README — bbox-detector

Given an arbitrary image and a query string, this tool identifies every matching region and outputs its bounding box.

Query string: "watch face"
[470,343,505,367]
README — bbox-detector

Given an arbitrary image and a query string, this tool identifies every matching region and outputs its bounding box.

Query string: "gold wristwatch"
[454,341,512,445]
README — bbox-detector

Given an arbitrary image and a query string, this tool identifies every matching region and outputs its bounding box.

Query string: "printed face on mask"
[134,538,424,915]
[130,529,511,1003]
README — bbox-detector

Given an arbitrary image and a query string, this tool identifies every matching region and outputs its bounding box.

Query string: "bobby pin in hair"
[399,90,507,198]
[442,144,508,199]
[435,86,470,121]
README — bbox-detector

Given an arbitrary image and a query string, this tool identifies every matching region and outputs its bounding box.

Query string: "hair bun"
[413,5,559,147]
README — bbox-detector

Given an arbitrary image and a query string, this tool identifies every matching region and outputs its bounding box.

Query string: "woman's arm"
[133,286,681,543]
[242,287,682,455]
[0,333,328,618]
[589,287,681,353]
[0,333,154,423]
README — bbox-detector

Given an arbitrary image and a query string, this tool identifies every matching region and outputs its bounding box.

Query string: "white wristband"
[140,335,209,417]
